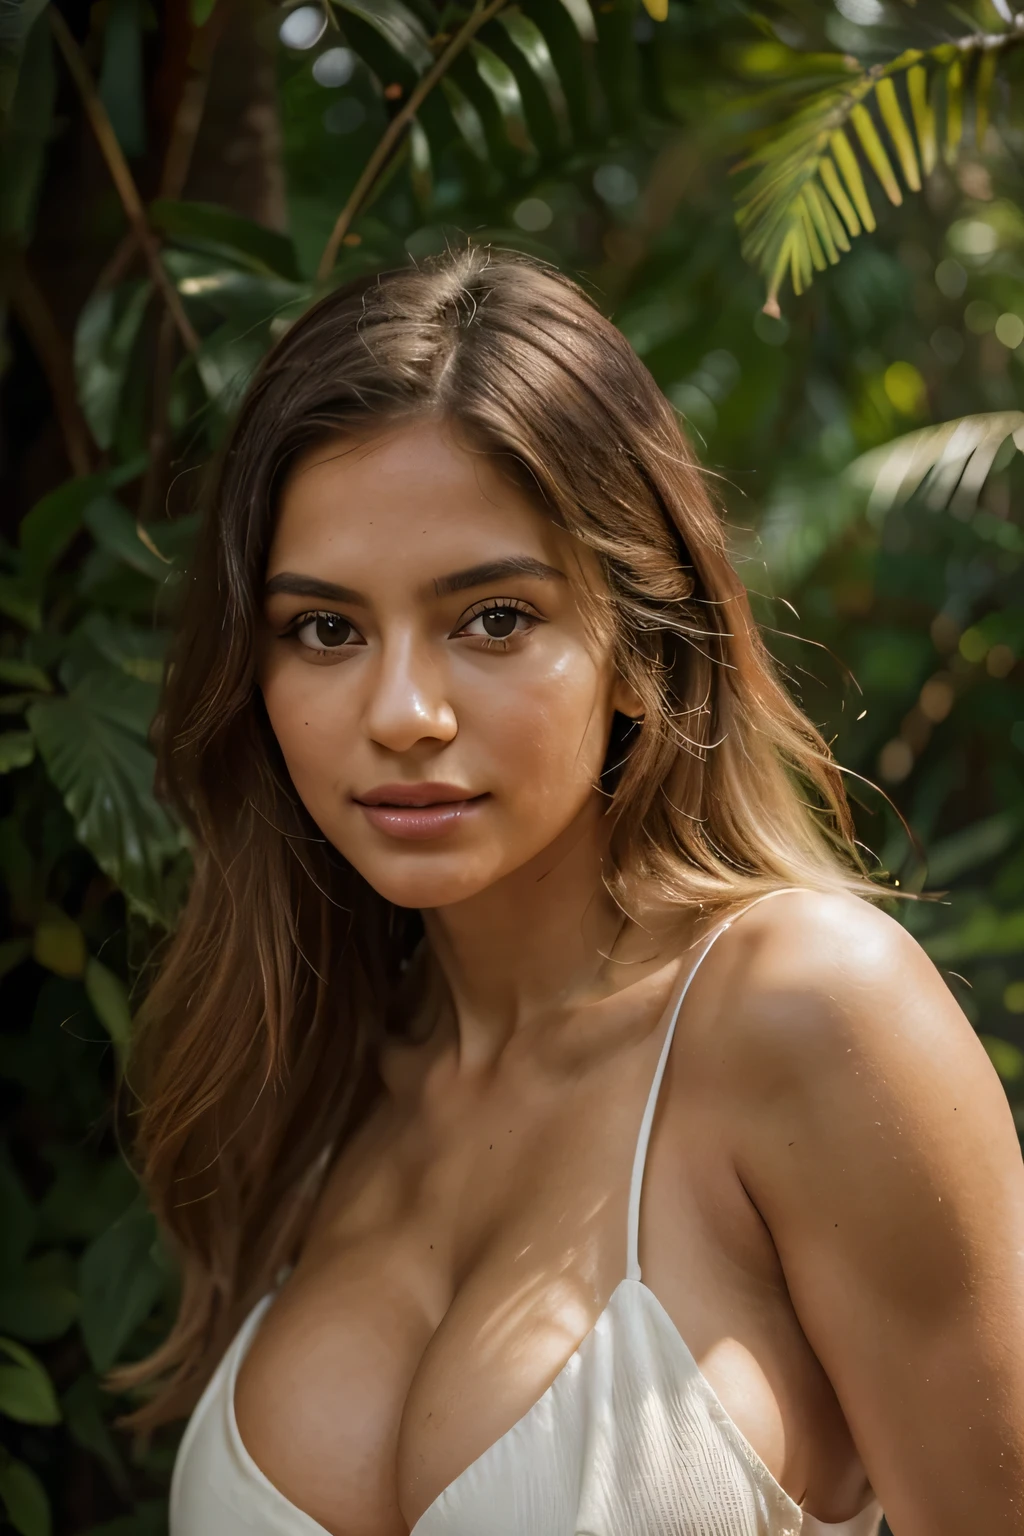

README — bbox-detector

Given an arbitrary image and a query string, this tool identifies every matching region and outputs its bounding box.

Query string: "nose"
[364,629,458,753]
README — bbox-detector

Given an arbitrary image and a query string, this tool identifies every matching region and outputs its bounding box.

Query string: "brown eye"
[294,612,357,650]
[480,607,518,639]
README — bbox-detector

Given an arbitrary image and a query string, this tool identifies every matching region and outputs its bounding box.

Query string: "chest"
[229,1031,865,1536]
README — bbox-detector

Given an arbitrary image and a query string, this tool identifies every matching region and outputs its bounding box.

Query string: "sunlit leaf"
[876,77,920,192]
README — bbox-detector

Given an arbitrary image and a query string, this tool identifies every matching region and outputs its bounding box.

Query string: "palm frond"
[736,31,1024,312]
[848,411,1024,520]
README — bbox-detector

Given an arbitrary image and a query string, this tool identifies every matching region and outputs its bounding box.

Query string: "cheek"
[259,667,357,804]
[471,643,612,803]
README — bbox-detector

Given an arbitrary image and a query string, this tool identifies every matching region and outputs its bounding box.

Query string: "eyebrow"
[263,556,568,606]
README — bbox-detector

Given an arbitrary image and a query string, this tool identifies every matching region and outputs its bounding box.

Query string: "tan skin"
[238,417,1024,1536]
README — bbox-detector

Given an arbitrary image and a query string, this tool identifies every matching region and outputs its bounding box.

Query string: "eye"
[289,611,362,653]
[457,599,539,649]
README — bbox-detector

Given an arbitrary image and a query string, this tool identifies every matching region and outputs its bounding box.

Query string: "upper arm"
[729,892,1024,1536]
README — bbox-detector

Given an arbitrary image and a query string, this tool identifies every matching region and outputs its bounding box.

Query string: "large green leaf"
[82,495,173,582]
[26,669,181,925]
[151,199,302,280]
[0,1457,50,1536]
[78,1202,167,1373]
[75,282,153,451]
[0,1337,61,1424]
[19,458,146,587]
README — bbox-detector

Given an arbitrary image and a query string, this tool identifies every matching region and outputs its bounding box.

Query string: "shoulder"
[702,887,986,1098]
[696,892,1024,1533]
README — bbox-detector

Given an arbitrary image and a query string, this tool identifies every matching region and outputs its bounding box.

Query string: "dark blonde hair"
[119,245,871,1424]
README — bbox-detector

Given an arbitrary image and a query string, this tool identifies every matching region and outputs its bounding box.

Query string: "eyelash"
[282,597,540,658]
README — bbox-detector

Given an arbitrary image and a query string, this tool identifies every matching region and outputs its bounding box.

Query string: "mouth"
[353,784,489,841]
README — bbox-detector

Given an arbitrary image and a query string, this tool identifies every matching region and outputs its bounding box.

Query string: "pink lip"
[353,783,489,841]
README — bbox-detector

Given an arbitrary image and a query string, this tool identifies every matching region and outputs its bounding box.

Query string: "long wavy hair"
[117,245,874,1426]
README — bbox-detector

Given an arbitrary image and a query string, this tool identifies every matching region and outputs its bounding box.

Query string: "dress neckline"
[225,1275,878,1535]
[224,888,880,1534]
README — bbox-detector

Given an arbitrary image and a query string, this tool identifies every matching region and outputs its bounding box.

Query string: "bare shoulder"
[706,887,995,1099]
[700,888,1024,1534]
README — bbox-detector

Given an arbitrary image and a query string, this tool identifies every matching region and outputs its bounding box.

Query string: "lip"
[353,782,489,841]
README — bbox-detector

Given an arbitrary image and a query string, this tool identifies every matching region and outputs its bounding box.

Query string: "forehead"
[267,418,597,587]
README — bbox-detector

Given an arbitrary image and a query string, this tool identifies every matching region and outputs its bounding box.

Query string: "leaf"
[75,614,168,685]
[150,199,301,280]
[0,1337,61,1425]
[906,63,936,175]
[641,0,667,17]
[736,38,1012,303]
[82,495,172,582]
[190,0,218,23]
[850,102,901,206]
[0,8,54,244]
[471,40,533,157]
[975,48,996,146]
[0,660,51,692]
[0,732,35,773]
[875,77,920,192]
[78,1202,167,1373]
[848,411,1024,519]
[945,56,963,165]
[0,576,41,631]
[75,283,153,451]
[99,0,146,157]
[26,670,182,926]
[19,459,146,586]
[0,1458,51,1536]
[333,0,433,73]
[818,155,860,236]
[32,913,87,979]
[84,957,133,1051]
[830,128,876,232]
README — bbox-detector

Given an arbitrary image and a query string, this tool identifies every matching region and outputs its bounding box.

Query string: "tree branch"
[6,248,95,477]
[48,8,200,355]
[316,0,510,283]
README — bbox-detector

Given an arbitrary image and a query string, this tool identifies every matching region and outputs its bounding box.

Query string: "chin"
[347,853,506,911]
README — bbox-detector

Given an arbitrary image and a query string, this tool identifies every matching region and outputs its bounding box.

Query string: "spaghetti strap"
[625,886,809,1282]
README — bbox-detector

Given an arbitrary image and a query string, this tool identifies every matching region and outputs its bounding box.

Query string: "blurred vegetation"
[2,0,1023,1529]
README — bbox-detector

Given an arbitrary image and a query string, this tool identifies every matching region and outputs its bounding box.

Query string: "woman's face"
[259,418,638,909]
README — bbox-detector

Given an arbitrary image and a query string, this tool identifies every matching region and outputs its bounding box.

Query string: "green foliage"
[735,25,1024,307]
[2,1,1024,1532]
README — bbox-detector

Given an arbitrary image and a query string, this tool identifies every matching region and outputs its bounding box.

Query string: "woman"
[123,248,1024,1535]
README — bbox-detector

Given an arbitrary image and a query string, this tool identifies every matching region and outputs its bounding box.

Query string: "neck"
[420,796,663,1069]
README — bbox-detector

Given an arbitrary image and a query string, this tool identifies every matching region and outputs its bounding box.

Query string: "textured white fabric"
[171,890,885,1536]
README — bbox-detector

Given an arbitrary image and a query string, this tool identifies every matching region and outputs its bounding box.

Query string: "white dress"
[171,890,885,1536]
